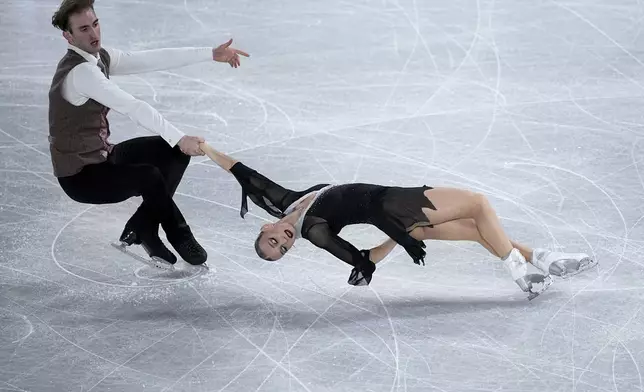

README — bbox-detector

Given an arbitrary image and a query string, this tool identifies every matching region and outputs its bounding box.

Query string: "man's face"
[63,8,101,55]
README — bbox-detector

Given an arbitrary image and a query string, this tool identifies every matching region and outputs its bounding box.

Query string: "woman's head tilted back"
[254,221,297,261]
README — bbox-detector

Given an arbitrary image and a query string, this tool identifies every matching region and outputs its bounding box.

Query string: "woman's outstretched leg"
[410,218,535,261]
[415,188,515,259]
[413,187,552,298]
[410,189,597,280]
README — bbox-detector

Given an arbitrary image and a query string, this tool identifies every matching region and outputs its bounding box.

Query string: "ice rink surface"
[1,0,644,391]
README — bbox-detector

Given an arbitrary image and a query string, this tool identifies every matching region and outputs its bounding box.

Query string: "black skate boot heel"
[112,226,177,270]
[167,225,207,266]
[118,226,142,246]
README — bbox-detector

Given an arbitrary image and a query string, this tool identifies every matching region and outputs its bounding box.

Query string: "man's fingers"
[230,56,240,67]
[219,38,233,48]
[234,49,250,57]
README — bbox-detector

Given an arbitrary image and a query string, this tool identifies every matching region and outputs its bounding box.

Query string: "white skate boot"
[531,248,597,279]
[503,248,553,300]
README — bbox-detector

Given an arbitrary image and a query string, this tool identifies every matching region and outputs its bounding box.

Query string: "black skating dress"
[230,163,435,286]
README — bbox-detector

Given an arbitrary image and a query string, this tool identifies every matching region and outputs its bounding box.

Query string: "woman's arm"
[199,142,305,218]
[368,238,397,264]
[199,142,238,172]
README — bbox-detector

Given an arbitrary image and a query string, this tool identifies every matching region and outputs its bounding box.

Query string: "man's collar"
[68,44,99,65]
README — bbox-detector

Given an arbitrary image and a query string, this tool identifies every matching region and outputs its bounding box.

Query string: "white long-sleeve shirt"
[61,44,213,146]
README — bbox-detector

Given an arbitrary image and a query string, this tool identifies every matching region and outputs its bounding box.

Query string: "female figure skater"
[200,143,596,300]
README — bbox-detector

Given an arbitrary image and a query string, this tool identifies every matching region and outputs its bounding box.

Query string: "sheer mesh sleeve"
[230,162,329,218]
[302,217,376,286]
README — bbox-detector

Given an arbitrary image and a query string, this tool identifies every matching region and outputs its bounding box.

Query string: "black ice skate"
[166,224,208,266]
[111,225,177,270]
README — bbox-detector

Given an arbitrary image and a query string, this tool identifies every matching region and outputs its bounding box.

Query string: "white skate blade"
[525,274,553,301]
[111,242,175,271]
[516,274,553,300]
[551,256,598,279]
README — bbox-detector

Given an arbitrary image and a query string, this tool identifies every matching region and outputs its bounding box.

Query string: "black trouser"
[58,136,190,238]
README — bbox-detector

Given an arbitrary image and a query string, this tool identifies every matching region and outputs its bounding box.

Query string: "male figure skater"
[48,0,249,269]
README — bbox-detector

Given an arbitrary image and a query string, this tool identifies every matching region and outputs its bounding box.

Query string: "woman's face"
[256,221,296,261]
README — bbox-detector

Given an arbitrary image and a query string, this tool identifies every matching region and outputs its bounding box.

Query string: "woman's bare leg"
[411,188,554,298]
[410,218,535,262]
[410,219,498,255]
[415,187,516,259]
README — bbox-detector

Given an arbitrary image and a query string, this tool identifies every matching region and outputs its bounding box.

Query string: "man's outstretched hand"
[213,38,249,68]
[178,135,205,156]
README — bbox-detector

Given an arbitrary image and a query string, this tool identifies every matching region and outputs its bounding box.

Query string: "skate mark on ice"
[574,306,641,387]
[25,310,174,383]
[218,250,399,367]
[131,75,159,103]
[552,0,644,69]
[133,264,208,282]
[505,161,625,269]
[84,324,186,391]
[183,0,206,30]
[633,138,644,194]
[0,380,29,392]
[474,331,551,390]
[159,320,268,392]
[398,0,483,130]
[189,283,313,392]
[374,0,438,125]
[51,206,205,288]
[617,340,643,392]
[367,285,401,391]
[195,264,289,392]
[59,260,132,286]
[160,71,278,141]
[0,308,33,345]
[213,249,409,386]
[451,1,504,170]
[0,264,77,292]
[308,277,399,362]
[216,318,279,392]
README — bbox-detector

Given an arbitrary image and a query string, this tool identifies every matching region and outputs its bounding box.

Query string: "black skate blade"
[111,241,175,271]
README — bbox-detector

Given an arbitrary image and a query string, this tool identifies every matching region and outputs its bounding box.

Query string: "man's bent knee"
[137,166,167,192]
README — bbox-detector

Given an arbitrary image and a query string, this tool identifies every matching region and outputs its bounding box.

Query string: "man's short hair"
[51,0,96,32]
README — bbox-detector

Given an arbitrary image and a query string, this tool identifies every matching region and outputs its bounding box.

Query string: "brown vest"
[48,48,113,178]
